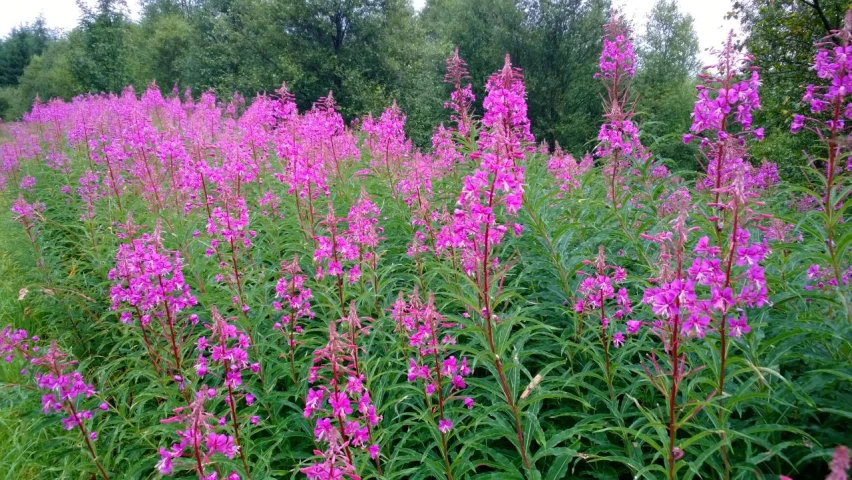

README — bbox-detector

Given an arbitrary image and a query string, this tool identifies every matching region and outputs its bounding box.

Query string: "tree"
[13,39,81,118]
[634,0,700,169]
[732,0,847,179]
[519,0,609,153]
[0,17,53,87]
[636,0,699,86]
[72,0,131,93]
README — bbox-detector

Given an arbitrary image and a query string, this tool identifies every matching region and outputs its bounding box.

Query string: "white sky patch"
[617,0,739,65]
[0,0,141,38]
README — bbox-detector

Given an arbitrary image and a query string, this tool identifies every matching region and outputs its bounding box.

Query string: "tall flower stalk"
[395,289,473,479]
[444,47,475,139]
[10,195,47,269]
[574,246,631,398]
[158,386,243,480]
[595,14,645,215]
[2,329,110,480]
[684,32,774,478]
[314,204,360,315]
[790,11,852,301]
[304,306,382,477]
[274,256,314,382]
[109,222,199,389]
[194,306,259,478]
[441,55,534,468]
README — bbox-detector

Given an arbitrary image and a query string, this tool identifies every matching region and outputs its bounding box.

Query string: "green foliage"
[0,17,53,87]
[732,0,849,178]
[0,116,849,478]
[72,0,132,93]
[634,0,700,171]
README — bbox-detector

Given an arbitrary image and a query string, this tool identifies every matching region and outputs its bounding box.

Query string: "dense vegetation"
[0,0,843,169]
[1,3,851,480]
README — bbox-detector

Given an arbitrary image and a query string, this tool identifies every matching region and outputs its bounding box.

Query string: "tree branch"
[801,0,835,35]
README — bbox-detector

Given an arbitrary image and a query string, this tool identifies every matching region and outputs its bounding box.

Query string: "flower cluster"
[32,342,107,434]
[596,14,635,80]
[274,256,314,380]
[346,190,382,258]
[77,170,103,221]
[1,325,38,364]
[10,195,46,228]
[157,387,242,479]
[594,15,648,207]
[827,445,851,480]
[195,306,258,391]
[438,55,532,276]
[314,204,360,285]
[207,196,254,256]
[303,308,381,478]
[109,226,197,326]
[789,13,852,289]
[641,223,769,342]
[19,175,36,190]
[575,247,632,348]
[791,13,852,167]
[362,102,410,190]
[684,32,774,193]
[393,289,474,433]
[444,47,475,137]
[193,307,256,477]
[805,263,852,290]
[1,329,110,479]
[274,256,315,347]
[108,224,198,383]
[548,146,592,197]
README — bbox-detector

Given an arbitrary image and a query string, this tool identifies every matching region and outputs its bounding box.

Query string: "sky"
[2,0,736,66]
[617,0,739,64]
[0,0,142,37]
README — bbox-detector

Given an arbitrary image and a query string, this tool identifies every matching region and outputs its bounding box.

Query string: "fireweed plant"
[680,29,779,479]
[573,246,631,398]
[1,330,111,480]
[594,15,648,216]
[790,12,852,319]
[303,304,382,478]
[274,255,315,382]
[2,15,852,480]
[393,288,473,480]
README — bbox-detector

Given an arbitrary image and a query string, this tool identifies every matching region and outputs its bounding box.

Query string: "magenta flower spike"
[1,331,110,480]
[789,11,852,287]
[158,387,243,480]
[444,47,475,138]
[594,13,649,212]
[274,255,315,381]
[438,54,533,469]
[548,145,592,197]
[304,306,382,477]
[108,221,198,384]
[395,289,472,478]
[362,101,411,195]
[574,246,631,397]
[194,306,256,477]
[11,194,47,268]
[685,31,777,201]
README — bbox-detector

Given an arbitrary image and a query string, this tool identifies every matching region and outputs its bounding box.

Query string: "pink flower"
[727,315,751,339]
[828,445,850,480]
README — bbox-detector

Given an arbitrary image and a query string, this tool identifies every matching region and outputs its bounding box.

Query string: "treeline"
[0,0,845,170]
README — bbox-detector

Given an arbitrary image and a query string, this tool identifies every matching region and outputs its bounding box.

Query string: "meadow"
[0,13,850,480]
